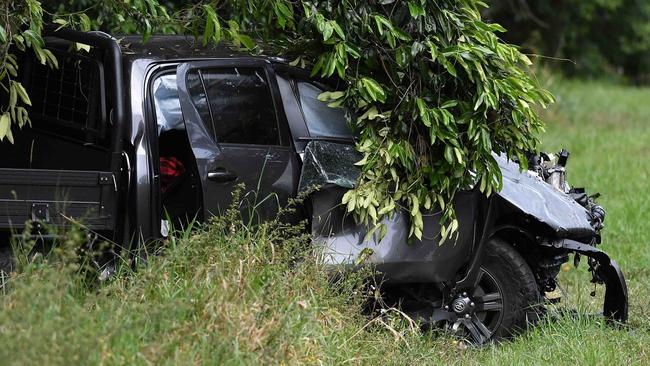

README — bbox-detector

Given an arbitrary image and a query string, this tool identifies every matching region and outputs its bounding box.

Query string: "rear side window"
[296,81,352,139]
[186,67,282,146]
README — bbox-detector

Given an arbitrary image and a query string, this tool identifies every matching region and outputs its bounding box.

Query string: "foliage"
[0,0,554,240]
[484,0,650,82]
[0,0,49,143]
[198,0,554,240]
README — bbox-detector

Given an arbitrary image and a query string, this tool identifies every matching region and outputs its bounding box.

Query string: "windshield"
[296,81,354,140]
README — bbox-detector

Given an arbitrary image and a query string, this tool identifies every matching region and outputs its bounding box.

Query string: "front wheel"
[451,237,543,344]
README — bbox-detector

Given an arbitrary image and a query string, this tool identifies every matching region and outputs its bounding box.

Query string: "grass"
[0,77,649,365]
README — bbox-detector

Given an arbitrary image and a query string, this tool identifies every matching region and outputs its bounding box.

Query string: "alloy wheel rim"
[453,268,505,344]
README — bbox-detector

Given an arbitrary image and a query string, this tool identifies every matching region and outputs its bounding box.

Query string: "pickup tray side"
[0,168,117,231]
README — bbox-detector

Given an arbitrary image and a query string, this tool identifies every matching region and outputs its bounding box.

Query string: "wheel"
[451,237,543,344]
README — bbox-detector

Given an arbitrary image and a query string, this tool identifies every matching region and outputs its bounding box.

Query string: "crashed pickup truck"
[0,28,627,344]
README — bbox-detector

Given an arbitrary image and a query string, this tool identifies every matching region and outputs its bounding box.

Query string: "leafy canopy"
[485,0,650,83]
[0,0,553,241]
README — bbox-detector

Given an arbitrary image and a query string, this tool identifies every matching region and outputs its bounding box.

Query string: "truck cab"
[0,29,349,256]
[125,36,353,245]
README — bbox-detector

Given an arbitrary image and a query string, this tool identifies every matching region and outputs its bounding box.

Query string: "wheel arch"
[491,224,539,265]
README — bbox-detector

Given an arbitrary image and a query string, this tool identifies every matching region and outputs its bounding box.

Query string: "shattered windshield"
[298,140,362,192]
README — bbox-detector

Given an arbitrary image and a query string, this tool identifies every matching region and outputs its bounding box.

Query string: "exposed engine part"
[541,149,570,193]
[534,252,569,292]
[526,150,571,192]
[590,204,606,231]
[568,188,605,230]
[545,165,569,193]
[528,149,605,236]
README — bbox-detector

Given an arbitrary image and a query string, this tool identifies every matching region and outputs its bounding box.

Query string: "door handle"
[207,168,237,182]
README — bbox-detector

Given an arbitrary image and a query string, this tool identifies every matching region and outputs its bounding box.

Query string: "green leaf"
[0,113,10,141]
[227,20,239,32]
[317,91,345,101]
[75,43,91,53]
[202,5,217,46]
[78,13,91,32]
[274,2,293,29]
[16,107,25,128]
[12,82,31,106]
[42,49,58,69]
[22,30,44,48]
[361,77,386,103]
[440,100,458,109]
[441,58,457,77]
[331,22,345,39]
[416,98,431,126]
[321,22,333,41]
[53,18,68,28]
[289,57,301,67]
[238,35,256,50]
[0,25,6,43]
[9,83,17,109]
[408,2,425,18]
[355,247,374,265]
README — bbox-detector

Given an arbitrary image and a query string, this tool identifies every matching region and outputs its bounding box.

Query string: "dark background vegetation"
[483,0,650,83]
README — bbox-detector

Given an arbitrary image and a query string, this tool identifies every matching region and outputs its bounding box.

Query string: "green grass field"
[0,78,648,365]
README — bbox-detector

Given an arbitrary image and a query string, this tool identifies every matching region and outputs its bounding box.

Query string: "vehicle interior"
[150,72,200,232]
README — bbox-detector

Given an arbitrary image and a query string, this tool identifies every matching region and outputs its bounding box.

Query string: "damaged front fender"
[544,239,628,322]
[495,155,628,323]
[495,154,596,239]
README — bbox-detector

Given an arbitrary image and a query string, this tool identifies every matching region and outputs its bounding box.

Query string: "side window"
[296,81,353,139]
[152,74,183,135]
[186,67,282,146]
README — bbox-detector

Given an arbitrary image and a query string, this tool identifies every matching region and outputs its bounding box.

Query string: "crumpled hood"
[495,154,596,239]
[299,141,596,242]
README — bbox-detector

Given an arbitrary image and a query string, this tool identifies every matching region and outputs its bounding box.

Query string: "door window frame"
[177,59,292,149]
[272,64,355,153]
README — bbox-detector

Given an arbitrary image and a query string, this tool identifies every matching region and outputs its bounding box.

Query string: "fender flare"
[543,239,628,323]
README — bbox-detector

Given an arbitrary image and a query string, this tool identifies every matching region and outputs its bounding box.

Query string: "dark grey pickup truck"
[0,28,627,344]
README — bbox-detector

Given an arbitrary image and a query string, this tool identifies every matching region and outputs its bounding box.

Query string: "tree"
[0,0,553,240]
[484,0,650,82]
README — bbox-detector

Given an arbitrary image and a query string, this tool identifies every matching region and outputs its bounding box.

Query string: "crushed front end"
[498,150,628,322]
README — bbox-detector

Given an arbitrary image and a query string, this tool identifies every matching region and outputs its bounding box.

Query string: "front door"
[176,60,299,222]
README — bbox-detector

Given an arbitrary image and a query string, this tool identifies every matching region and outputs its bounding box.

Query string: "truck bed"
[0,168,117,231]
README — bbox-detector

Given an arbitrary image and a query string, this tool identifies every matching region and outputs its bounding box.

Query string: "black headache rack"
[0,27,125,234]
[39,25,126,172]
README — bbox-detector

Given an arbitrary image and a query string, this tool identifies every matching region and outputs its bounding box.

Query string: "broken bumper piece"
[545,239,628,322]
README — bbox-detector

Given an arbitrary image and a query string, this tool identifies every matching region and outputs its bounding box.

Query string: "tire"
[454,237,543,343]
